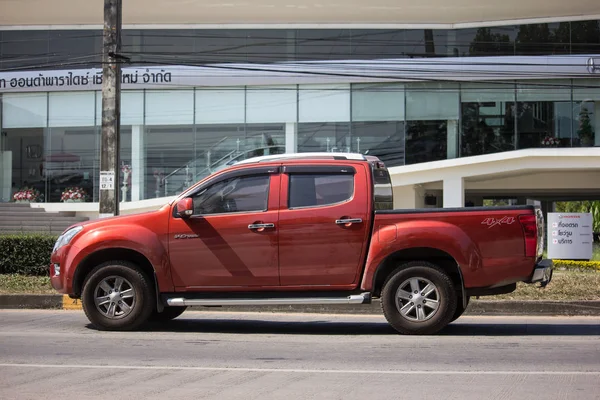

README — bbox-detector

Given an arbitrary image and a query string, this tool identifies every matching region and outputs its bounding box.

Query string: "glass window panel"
[352,121,405,167]
[246,86,297,123]
[1,127,46,202]
[461,83,516,157]
[515,80,574,149]
[350,30,408,59]
[517,80,571,102]
[48,92,95,127]
[406,82,459,121]
[461,82,515,102]
[297,123,350,153]
[457,27,515,57]
[0,30,49,70]
[145,125,194,198]
[296,30,351,61]
[289,174,354,208]
[570,20,600,54]
[46,126,98,202]
[2,93,48,128]
[95,90,144,126]
[515,23,569,55]
[573,79,600,101]
[145,90,194,125]
[195,88,245,124]
[298,84,350,123]
[352,83,404,122]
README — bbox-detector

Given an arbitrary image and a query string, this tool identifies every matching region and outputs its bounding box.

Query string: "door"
[278,164,370,286]
[169,168,280,289]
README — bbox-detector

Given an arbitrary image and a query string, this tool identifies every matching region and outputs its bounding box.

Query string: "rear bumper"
[525,259,553,287]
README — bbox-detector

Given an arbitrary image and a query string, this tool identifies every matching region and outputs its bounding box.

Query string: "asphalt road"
[0,310,599,400]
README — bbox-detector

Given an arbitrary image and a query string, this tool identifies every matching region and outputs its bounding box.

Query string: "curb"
[1,295,600,316]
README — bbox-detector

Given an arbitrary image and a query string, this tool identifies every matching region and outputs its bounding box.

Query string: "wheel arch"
[72,248,158,304]
[371,247,465,301]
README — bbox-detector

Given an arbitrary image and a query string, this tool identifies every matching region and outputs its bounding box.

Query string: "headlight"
[53,226,83,253]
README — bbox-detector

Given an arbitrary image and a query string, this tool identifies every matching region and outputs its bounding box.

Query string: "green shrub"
[552,259,600,272]
[0,234,58,276]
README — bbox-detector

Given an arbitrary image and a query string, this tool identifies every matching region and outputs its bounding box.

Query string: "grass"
[0,274,56,295]
[1,270,600,301]
[488,270,600,301]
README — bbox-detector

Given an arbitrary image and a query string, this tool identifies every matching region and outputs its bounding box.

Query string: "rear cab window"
[285,165,356,209]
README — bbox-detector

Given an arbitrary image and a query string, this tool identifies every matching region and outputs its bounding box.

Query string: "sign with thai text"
[547,213,593,260]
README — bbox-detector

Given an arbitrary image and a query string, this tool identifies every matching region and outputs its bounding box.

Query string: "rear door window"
[289,174,354,208]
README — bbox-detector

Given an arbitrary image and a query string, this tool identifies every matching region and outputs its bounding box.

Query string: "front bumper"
[525,259,553,287]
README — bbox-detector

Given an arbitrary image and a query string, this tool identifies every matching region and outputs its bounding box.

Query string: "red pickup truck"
[50,153,552,335]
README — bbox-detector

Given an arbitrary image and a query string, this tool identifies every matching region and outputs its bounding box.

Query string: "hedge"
[552,260,600,272]
[0,234,57,276]
[0,233,599,277]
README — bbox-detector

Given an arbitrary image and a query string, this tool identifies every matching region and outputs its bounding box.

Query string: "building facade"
[1,3,599,215]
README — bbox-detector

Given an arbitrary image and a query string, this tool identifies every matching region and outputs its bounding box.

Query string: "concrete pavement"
[0,310,599,399]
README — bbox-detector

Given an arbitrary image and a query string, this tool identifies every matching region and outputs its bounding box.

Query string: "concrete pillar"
[443,176,464,208]
[131,125,145,201]
[285,122,298,153]
[447,119,458,159]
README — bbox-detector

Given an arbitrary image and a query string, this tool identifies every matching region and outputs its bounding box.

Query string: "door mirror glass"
[176,198,194,218]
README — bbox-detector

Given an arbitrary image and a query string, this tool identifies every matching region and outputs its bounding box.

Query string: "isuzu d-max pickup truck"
[50,153,552,335]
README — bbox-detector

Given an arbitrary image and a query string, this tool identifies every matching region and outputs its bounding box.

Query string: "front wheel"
[81,261,155,331]
[380,261,457,335]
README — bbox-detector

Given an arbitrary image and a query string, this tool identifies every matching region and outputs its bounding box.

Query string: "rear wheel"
[381,261,457,335]
[149,306,187,323]
[81,261,154,331]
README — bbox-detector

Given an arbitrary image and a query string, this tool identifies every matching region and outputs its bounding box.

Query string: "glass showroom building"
[0,20,599,204]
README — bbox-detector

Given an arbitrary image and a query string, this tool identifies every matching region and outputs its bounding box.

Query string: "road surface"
[0,310,599,399]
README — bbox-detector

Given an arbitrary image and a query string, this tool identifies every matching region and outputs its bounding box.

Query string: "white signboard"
[99,171,115,191]
[547,213,593,260]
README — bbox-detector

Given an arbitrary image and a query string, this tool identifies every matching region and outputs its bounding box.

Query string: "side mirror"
[176,198,193,218]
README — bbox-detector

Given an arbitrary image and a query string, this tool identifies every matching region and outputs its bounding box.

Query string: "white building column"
[285,122,298,153]
[131,125,145,201]
[443,176,464,208]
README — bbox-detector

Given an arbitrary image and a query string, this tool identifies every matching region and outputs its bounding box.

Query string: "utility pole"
[99,0,122,218]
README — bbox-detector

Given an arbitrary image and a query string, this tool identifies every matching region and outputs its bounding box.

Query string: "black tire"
[451,295,470,323]
[380,261,457,335]
[81,260,155,331]
[149,306,187,323]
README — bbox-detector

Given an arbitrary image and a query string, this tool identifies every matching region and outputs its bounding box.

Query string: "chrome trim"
[248,223,275,230]
[166,293,370,307]
[335,218,363,225]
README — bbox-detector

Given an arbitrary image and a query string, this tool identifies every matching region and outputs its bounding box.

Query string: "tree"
[555,201,600,235]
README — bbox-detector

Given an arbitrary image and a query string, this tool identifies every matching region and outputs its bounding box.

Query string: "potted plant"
[12,187,42,203]
[60,187,88,203]
[541,135,560,148]
[577,107,595,147]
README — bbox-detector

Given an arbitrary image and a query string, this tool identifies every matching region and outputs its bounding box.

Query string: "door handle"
[248,223,275,231]
[335,218,363,225]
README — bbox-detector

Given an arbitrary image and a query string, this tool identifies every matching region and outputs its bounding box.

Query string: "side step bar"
[166,292,371,307]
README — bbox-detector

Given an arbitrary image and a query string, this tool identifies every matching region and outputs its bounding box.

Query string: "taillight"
[519,214,537,257]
